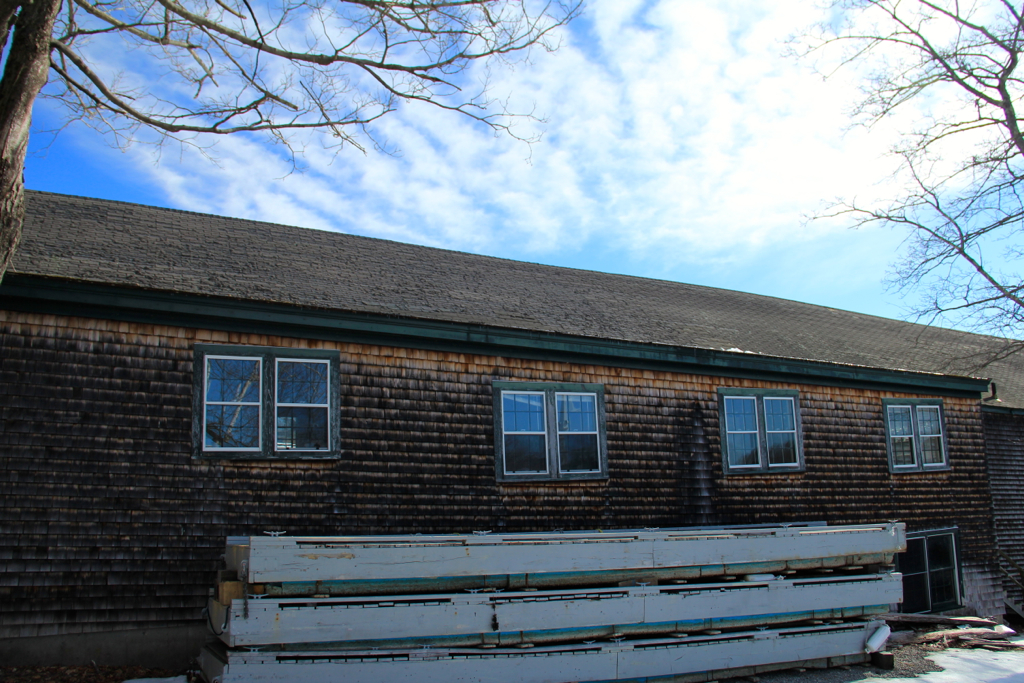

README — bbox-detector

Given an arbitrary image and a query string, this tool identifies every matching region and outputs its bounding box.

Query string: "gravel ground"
[0,649,937,683]
[0,640,981,683]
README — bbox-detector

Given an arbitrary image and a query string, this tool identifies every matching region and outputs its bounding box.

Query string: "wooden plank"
[209,622,881,683]
[232,523,906,585]
[221,574,902,648]
[880,613,998,628]
[218,581,244,605]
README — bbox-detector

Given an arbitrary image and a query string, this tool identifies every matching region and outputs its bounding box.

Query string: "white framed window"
[556,392,601,473]
[494,382,608,481]
[204,356,263,451]
[723,396,760,468]
[764,397,798,466]
[501,391,549,475]
[718,389,803,473]
[883,399,948,472]
[275,358,331,452]
[194,345,340,459]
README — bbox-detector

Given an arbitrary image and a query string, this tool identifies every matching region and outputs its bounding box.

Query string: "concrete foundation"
[0,622,207,670]
[962,562,1006,618]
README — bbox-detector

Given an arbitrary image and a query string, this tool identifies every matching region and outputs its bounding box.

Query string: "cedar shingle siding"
[983,409,1024,608]
[2,191,1023,664]
[0,312,1000,639]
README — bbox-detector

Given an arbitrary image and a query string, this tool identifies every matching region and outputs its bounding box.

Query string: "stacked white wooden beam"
[202,622,884,683]
[200,523,905,683]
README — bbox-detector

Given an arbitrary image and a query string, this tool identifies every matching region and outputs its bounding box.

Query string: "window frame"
[882,398,950,473]
[492,381,609,482]
[717,388,804,474]
[896,527,963,613]
[193,344,342,460]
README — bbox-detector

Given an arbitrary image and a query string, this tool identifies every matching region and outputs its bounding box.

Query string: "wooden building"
[1,191,1023,668]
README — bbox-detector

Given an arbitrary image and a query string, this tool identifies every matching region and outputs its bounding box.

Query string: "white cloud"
[31,0,954,320]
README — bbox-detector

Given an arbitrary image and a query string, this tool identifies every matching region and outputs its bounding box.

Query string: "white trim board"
[216,574,901,648]
[201,622,884,683]
[229,524,907,585]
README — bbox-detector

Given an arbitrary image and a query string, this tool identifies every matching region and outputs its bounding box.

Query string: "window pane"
[557,394,597,433]
[278,361,327,404]
[505,434,547,473]
[888,406,913,436]
[764,398,794,431]
[207,358,260,402]
[921,436,944,465]
[901,572,930,613]
[767,433,797,465]
[276,406,328,450]
[917,406,941,436]
[559,434,599,471]
[898,538,928,575]
[504,393,545,433]
[206,405,260,448]
[727,432,759,467]
[891,436,915,466]
[927,535,955,570]
[929,568,958,610]
[725,397,757,432]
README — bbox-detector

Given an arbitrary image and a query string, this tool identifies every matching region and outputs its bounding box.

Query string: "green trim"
[981,404,1024,416]
[0,275,991,396]
[493,382,609,482]
[493,381,603,392]
[717,389,805,474]
[881,398,951,474]
[717,388,800,398]
[193,343,343,461]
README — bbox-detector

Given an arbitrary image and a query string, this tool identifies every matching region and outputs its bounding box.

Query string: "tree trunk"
[0,0,61,282]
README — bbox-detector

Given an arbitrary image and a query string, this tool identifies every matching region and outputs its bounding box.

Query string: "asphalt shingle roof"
[10,191,1024,408]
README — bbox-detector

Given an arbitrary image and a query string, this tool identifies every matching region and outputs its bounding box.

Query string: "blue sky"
[26,0,927,323]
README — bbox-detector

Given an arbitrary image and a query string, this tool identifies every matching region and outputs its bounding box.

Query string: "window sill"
[723,465,805,475]
[890,465,951,474]
[195,452,343,461]
[497,473,610,484]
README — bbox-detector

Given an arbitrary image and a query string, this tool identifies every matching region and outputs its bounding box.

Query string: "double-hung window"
[194,344,341,459]
[718,389,803,473]
[493,381,608,481]
[882,399,948,472]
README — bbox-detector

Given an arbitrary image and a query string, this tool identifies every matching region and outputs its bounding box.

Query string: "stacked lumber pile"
[198,522,906,683]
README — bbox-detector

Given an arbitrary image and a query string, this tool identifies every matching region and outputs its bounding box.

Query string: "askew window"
[718,388,803,473]
[882,399,949,472]
[492,381,608,481]
[896,528,962,613]
[193,344,341,459]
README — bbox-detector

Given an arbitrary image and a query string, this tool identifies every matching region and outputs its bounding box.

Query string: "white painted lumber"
[231,523,906,584]
[207,622,879,683]
[220,573,901,647]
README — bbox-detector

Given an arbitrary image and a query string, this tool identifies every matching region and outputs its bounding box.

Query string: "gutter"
[0,274,992,397]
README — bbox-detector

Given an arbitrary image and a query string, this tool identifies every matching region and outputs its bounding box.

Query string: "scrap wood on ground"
[880,612,1021,651]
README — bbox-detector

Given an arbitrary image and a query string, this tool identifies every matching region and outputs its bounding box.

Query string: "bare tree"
[804,0,1024,339]
[0,0,581,280]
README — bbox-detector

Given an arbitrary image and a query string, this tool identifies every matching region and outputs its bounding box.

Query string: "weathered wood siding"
[983,409,1024,607]
[714,391,993,560]
[0,311,996,639]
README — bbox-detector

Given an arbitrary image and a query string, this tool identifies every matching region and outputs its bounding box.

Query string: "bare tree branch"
[0,0,583,280]
[801,0,1024,340]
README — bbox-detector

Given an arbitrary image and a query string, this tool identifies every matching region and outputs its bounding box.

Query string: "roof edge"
[0,275,992,397]
[981,404,1024,416]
